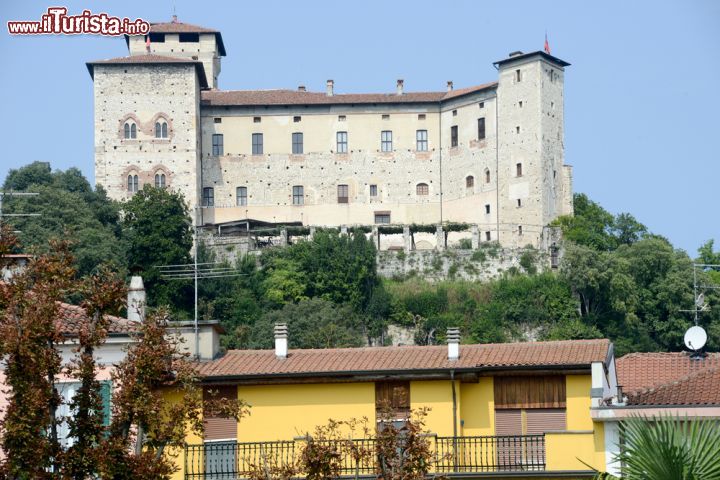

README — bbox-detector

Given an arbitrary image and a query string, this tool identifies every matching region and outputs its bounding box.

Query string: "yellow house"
[174,327,618,479]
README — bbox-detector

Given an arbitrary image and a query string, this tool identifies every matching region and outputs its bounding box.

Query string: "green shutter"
[100,380,112,426]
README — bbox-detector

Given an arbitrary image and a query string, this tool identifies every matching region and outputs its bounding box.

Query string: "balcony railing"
[185,434,546,479]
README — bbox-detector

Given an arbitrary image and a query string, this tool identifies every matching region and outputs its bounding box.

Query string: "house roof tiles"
[57,302,139,336]
[196,338,610,379]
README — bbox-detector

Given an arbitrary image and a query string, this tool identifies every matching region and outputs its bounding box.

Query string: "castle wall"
[92,64,202,213]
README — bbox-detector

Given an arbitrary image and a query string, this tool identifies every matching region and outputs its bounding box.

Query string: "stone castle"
[87,18,573,248]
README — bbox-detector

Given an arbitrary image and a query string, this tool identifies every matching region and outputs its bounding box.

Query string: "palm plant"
[596,414,720,480]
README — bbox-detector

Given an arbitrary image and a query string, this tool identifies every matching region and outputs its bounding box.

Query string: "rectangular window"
[516,69,522,82]
[416,130,428,151]
[450,125,458,147]
[381,130,393,152]
[292,132,303,154]
[252,133,263,155]
[485,231,491,241]
[518,225,523,236]
[179,33,200,42]
[293,116,301,123]
[485,204,490,214]
[478,117,486,140]
[382,114,390,120]
[236,187,247,206]
[516,163,523,177]
[375,381,410,421]
[452,109,458,116]
[338,115,346,121]
[418,114,426,120]
[148,33,165,43]
[479,102,485,109]
[212,134,223,156]
[214,117,222,124]
[374,212,391,224]
[336,131,348,153]
[292,185,304,205]
[202,187,214,207]
[337,184,349,204]
[253,116,261,123]
[370,184,378,197]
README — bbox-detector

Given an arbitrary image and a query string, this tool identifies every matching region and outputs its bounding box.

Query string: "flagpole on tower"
[544,31,551,54]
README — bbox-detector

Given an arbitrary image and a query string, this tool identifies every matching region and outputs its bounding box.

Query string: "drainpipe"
[451,369,458,470]
[438,101,443,226]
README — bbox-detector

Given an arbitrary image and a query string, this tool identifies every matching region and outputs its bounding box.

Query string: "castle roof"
[124,20,226,56]
[493,50,571,68]
[196,338,611,381]
[86,54,209,88]
[200,81,498,107]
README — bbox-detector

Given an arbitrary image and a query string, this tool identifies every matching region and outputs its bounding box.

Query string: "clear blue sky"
[1,0,718,255]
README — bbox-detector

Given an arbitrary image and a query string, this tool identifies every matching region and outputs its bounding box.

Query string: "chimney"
[171,14,178,23]
[447,327,460,361]
[396,79,404,95]
[509,50,524,58]
[274,323,288,359]
[127,276,145,322]
[298,85,307,92]
[446,81,454,92]
[326,79,334,97]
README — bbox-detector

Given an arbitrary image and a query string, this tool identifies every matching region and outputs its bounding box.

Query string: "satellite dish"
[684,325,707,351]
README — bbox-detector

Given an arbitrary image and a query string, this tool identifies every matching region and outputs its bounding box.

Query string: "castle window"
[148,33,165,43]
[485,231,491,241]
[516,163,523,177]
[338,115,346,121]
[236,187,247,206]
[516,126,520,134]
[452,109,458,117]
[518,101,523,108]
[292,185,304,205]
[374,212,391,224]
[293,116,301,123]
[479,102,485,109]
[518,225,523,236]
[382,114,390,120]
[337,184,349,204]
[370,184,378,197]
[485,168,491,184]
[450,125,458,148]
[214,117,222,124]
[418,114,426,120]
[154,172,166,188]
[336,131,348,153]
[517,199,522,208]
[292,132,304,154]
[516,69,522,82]
[485,204,490,214]
[416,130,428,151]
[416,183,429,196]
[202,187,214,207]
[478,118,486,140]
[466,176,474,188]
[212,134,223,156]
[381,131,393,152]
[179,33,199,42]
[127,174,139,193]
[252,133,263,155]
[253,117,261,123]
[155,120,168,139]
[123,122,137,139]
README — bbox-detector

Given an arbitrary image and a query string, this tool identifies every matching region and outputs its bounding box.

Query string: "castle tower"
[126,17,226,89]
[494,51,573,246]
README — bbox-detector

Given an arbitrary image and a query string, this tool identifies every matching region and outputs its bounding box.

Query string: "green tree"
[2,163,125,276]
[248,298,365,349]
[121,185,193,311]
[697,239,720,284]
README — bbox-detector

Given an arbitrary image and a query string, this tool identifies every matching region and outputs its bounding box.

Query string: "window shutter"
[204,386,237,441]
[494,409,522,435]
[525,408,566,434]
[100,380,112,427]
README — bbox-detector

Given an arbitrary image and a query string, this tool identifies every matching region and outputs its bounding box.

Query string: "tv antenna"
[157,205,247,358]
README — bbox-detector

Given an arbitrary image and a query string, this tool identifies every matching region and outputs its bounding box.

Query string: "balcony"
[185,435,547,479]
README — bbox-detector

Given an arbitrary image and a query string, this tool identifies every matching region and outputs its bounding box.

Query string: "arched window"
[124,122,137,139]
[155,120,168,139]
[416,183,429,196]
[154,172,166,188]
[466,176,474,188]
[127,174,139,193]
[485,168,491,184]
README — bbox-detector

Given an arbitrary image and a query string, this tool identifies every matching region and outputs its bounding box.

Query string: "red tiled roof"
[200,82,498,107]
[149,21,219,34]
[86,54,208,88]
[57,302,139,336]
[626,365,720,406]
[616,352,720,393]
[197,339,610,379]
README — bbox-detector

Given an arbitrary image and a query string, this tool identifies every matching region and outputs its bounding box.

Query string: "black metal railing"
[185,435,545,479]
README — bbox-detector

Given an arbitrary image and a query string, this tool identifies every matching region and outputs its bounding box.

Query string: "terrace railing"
[185,434,546,479]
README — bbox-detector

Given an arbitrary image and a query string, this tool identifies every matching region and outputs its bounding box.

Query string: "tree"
[594,415,720,480]
[121,185,193,311]
[697,240,720,285]
[2,163,125,276]
[248,298,365,349]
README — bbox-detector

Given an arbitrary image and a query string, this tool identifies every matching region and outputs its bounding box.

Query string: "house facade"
[171,330,618,479]
[86,19,573,248]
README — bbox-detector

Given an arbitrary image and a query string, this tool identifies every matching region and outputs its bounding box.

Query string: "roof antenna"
[172,3,178,23]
